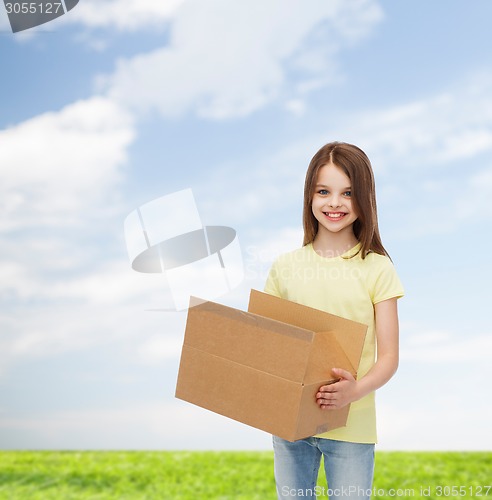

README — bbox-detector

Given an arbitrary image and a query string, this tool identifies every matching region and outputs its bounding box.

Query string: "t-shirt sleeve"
[264,259,282,298]
[370,257,405,304]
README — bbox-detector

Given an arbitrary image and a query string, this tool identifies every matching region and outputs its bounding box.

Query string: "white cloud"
[137,334,183,364]
[198,70,492,202]
[401,331,492,363]
[284,99,307,116]
[0,402,272,450]
[0,96,135,230]
[404,330,451,347]
[0,249,192,378]
[0,261,30,299]
[378,336,492,450]
[342,74,492,173]
[194,134,316,232]
[0,296,186,379]
[193,71,492,247]
[0,256,171,304]
[2,372,490,450]
[101,0,383,119]
[46,261,167,305]
[456,166,492,220]
[378,402,492,450]
[66,0,184,31]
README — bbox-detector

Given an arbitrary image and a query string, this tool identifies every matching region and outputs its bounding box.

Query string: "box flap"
[304,331,355,384]
[248,290,367,373]
[331,328,367,373]
[185,296,316,383]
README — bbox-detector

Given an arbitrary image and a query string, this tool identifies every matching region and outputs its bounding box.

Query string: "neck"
[312,229,359,258]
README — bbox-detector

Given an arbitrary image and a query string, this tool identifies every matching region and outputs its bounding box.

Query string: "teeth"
[325,212,344,218]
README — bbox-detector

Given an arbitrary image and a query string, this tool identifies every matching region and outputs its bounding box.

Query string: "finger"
[316,393,337,405]
[318,384,338,393]
[332,367,355,381]
[319,402,338,410]
[316,391,336,400]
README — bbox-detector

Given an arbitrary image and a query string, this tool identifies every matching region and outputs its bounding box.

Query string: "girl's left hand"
[316,368,360,410]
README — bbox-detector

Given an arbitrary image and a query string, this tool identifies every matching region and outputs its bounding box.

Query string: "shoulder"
[361,251,400,283]
[362,252,404,303]
[363,251,394,270]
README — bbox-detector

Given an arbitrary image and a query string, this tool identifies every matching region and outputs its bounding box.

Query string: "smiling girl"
[265,142,404,499]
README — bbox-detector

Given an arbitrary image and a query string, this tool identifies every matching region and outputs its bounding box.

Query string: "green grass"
[0,451,490,499]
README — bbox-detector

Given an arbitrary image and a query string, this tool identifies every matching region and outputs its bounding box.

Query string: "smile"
[323,212,347,220]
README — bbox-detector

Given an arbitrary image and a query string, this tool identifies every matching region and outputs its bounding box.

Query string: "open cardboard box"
[175,290,367,442]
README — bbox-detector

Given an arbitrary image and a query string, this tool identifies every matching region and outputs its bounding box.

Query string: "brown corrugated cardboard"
[175,290,367,442]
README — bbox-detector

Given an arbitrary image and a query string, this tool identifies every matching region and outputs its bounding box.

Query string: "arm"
[316,297,400,409]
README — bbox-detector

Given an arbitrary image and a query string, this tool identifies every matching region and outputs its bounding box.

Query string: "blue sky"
[1,0,491,451]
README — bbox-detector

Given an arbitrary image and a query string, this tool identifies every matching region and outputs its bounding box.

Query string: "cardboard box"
[175,290,367,442]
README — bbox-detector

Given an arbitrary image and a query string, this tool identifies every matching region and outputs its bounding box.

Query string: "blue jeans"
[273,435,375,499]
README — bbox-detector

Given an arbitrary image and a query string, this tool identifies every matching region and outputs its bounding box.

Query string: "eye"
[317,189,328,195]
[343,191,352,197]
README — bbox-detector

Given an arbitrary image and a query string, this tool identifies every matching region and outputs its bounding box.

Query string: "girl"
[264,142,404,499]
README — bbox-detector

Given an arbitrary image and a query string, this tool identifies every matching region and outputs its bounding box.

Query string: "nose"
[328,193,341,208]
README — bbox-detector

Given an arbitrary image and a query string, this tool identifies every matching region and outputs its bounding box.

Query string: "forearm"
[355,297,400,400]
[355,353,399,400]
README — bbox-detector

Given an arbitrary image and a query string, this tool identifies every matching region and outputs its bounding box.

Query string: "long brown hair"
[302,141,388,259]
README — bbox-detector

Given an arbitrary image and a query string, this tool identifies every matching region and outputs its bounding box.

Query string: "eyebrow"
[315,183,351,190]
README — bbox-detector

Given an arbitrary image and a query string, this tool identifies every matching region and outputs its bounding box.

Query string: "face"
[311,162,358,236]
